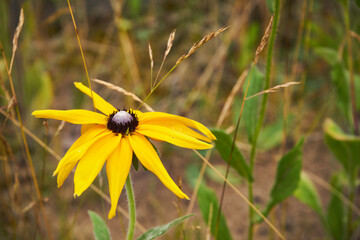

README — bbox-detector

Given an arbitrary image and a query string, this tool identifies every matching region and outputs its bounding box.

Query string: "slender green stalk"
[248,1,280,239]
[343,0,358,135]
[343,0,357,237]
[125,174,136,240]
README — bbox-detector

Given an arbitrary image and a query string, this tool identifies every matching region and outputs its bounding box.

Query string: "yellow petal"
[74,82,117,115]
[137,124,213,149]
[138,112,216,141]
[32,109,107,125]
[106,137,132,219]
[129,132,189,199]
[54,126,109,188]
[140,120,211,143]
[81,124,96,135]
[74,133,121,197]
[54,124,105,174]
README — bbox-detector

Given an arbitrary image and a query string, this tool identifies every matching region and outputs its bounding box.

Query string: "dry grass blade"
[216,69,249,127]
[306,171,360,216]
[0,109,147,232]
[0,109,61,160]
[10,8,24,73]
[192,149,285,240]
[350,31,360,42]
[1,35,53,239]
[254,16,273,65]
[246,81,300,100]
[154,30,176,88]
[148,42,154,87]
[93,79,154,112]
[176,26,229,65]
[67,0,96,112]
[165,29,176,57]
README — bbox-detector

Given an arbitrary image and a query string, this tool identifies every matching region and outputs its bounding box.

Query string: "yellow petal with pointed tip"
[74,133,120,197]
[54,127,109,188]
[129,132,189,199]
[32,109,107,125]
[158,121,212,143]
[74,82,117,115]
[54,124,105,175]
[106,137,132,219]
[138,112,216,141]
[137,124,213,149]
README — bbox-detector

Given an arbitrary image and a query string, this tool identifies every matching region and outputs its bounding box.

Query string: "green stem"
[343,0,358,135]
[248,1,281,239]
[125,174,136,240]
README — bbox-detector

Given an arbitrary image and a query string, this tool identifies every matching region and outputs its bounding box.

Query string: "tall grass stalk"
[248,0,280,239]
[67,0,96,112]
[343,0,358,135]
[0,42,53,240]
[343,0,357,237]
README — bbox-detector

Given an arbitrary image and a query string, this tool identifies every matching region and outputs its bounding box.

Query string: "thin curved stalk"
[125,174,136,240]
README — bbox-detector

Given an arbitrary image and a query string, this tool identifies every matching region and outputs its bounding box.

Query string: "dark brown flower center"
[107,109,138,135]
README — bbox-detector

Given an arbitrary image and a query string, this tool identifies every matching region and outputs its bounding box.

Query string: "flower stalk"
[125,174,136,240]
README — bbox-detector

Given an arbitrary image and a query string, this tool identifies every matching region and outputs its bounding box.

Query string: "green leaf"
[260,138,304,220]
[132,153,139,171]
[243,66,264,144]
[314,47,338,66]
[258,115,294,150]
[211,129,253,181]
[186,166,233,240]
[356,0,360,8]
[323,119,360,182]
[137,215,194,240]
[30,70,53,111]
[326,175,346,240]
[88,211,111,240]
[330,64,351,124]
[294,172,325,224]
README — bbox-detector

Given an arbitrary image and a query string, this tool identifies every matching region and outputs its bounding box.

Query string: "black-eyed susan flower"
[32,82,216,219]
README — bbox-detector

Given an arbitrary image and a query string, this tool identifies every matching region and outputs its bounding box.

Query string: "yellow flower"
[32,82,216,219]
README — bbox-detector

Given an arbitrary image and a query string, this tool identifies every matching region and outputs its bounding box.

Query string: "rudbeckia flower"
[32,82,216,219]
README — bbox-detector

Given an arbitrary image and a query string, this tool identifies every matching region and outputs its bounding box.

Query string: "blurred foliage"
[0,0,360,239]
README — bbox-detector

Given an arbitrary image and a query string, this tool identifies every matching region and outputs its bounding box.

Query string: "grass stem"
[248,1,280,239]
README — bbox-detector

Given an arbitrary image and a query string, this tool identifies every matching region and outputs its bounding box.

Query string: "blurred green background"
[1,0,360,239]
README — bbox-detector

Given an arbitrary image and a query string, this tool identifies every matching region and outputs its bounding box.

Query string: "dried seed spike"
[148,42,154,88]
[254,16,274,65]
[165,29,176,57]
[245,81,300,100]
[93,79,154,112]
[148,42,154,69]
[175,26,229,65]
[10,8,24,73]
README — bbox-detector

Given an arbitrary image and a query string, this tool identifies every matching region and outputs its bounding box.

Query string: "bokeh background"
[1,0,360,239]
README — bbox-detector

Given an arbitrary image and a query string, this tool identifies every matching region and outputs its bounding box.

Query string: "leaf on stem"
[137,215,194,240]
[211,129,253,181]
[88,210,111,240]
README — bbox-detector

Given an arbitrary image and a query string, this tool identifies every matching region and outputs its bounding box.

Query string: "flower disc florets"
[107,109,138,135]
